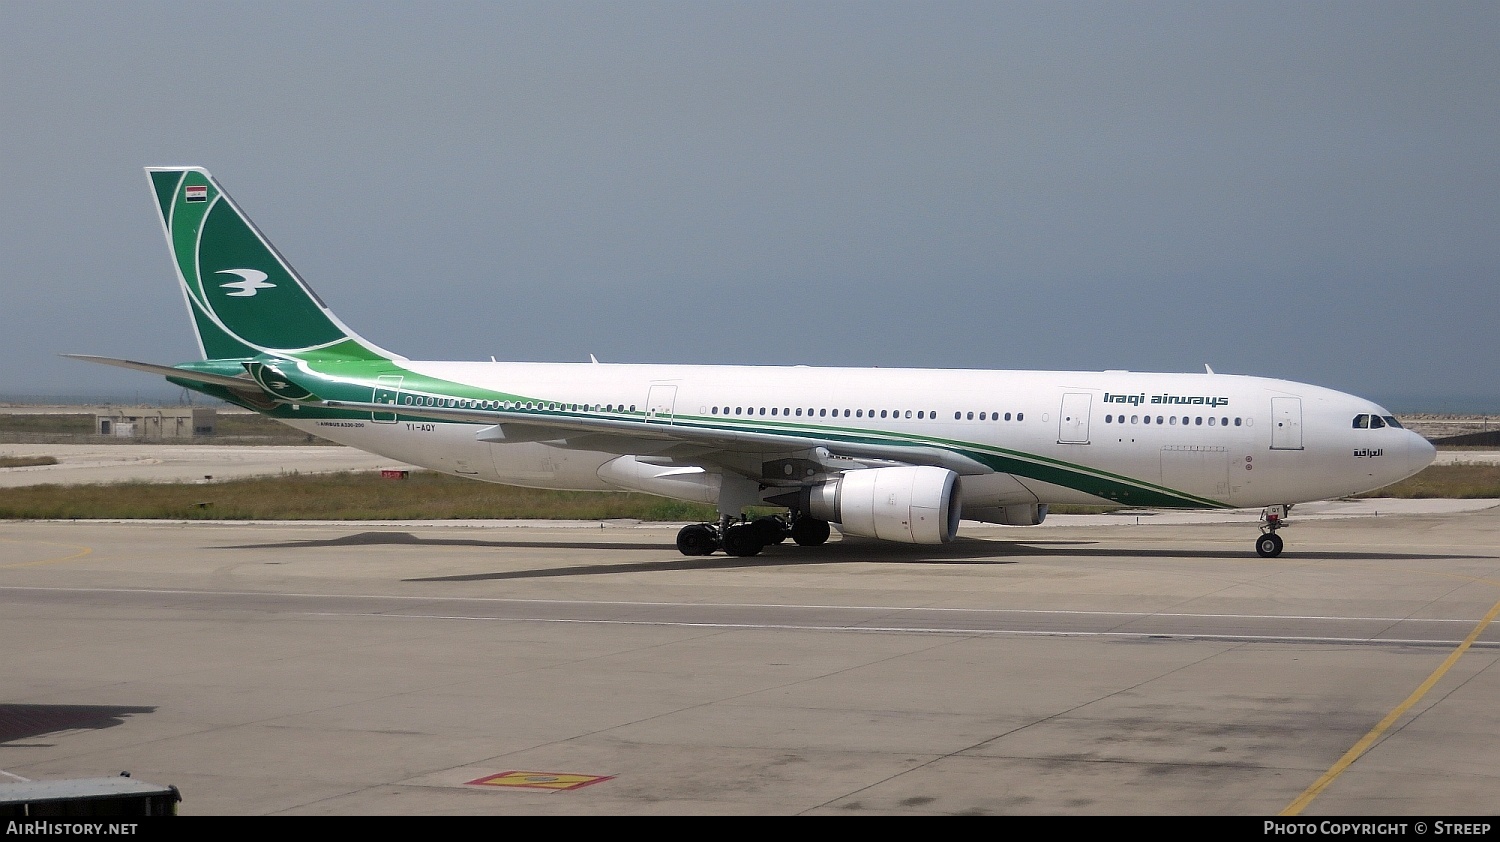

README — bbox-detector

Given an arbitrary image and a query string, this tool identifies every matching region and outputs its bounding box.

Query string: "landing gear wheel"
[676,523,719,556]
[721,523,765,557]
[751,516,789,545]
[1255,532,1284,558]
[790,517,831,547]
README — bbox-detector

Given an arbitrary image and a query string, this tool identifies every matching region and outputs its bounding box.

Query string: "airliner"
[72,167,1436,558]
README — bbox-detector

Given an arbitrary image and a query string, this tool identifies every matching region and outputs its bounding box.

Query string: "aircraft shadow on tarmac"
[0,704,156,747]
[214,530,1489,583]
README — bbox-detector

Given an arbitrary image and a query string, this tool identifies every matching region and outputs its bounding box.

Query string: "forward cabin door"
[1057,393,1092,444]
[1270,397,1304,450]
[645,384,678,424]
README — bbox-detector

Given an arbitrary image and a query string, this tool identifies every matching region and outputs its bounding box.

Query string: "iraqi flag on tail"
[185,184,208,203]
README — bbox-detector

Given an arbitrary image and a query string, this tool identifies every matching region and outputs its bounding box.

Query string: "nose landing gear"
[1256,505,1291,557]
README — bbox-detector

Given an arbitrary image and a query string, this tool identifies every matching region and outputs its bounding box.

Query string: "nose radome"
[1409,431,1437,476]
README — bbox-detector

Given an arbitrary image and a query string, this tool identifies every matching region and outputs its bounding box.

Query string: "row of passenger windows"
[709,406,1024,422]
[402,396,635,412]
[1106,414,1243,427]
[402,394,1028,423]
[1353,414,1403,429]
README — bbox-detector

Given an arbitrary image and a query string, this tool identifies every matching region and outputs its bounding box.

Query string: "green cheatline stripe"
[179,358,1225,509]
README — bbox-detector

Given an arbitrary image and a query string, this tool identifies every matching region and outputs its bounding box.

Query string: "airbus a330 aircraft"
[73,167,1436,558]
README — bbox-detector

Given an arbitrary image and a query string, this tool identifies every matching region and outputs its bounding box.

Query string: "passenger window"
[1017,412,1024,421]
[966,412,974,420]
[1131,415,1139,424]
[978,412,986,421]
[905,410,912,419]
[954,412,961,420]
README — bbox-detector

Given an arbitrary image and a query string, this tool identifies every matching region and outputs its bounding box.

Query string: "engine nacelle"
[804,466,961,544]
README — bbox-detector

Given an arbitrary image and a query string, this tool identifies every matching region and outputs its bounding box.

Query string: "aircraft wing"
[318,393,993,480]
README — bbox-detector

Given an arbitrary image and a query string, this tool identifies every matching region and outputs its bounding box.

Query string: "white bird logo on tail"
[216,268,275,297]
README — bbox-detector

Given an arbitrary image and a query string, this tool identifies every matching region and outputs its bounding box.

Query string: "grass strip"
[0,470,732,521]
[0,456,60,468]
[1354,463,1500,499]
[0,464,1493,522]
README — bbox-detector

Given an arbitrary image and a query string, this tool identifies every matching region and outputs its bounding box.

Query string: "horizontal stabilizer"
[63,354,256,389]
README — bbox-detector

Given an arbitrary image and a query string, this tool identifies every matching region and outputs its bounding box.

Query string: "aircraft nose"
[1409,431,1437,475]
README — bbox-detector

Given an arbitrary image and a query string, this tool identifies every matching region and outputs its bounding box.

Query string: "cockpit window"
[1382,416,1403,429]
[1370,415,1386,429]
[1353,414,1370,428]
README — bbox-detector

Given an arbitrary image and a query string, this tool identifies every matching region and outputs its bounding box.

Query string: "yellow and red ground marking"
[466,771,614,792]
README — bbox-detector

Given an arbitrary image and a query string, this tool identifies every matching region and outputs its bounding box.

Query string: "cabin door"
[645,384,678,424]
[1270,397,1303,450]
[372,375,402,423]
[1057,393,1092,444]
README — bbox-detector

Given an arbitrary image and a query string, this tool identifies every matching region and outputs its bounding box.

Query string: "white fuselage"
[274,362,1434,512]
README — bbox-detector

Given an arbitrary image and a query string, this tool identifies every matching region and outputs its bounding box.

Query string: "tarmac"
[1,443,1495,490]
[1,445,1498,815]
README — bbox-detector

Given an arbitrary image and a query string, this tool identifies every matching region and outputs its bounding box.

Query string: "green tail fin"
[146,167,399,362]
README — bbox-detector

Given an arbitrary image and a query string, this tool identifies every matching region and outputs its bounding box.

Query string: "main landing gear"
[1256,505,1291,557]
[675,512,831,557]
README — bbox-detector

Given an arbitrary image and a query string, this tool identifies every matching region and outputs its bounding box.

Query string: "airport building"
[95,407,216,439]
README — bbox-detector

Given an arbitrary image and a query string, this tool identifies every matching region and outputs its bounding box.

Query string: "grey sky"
[3,1,1497,410]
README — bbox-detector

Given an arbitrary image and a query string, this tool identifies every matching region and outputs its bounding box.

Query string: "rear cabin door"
[372,375,402,423]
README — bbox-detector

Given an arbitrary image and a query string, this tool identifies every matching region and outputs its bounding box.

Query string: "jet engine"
[798,465,962,544]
